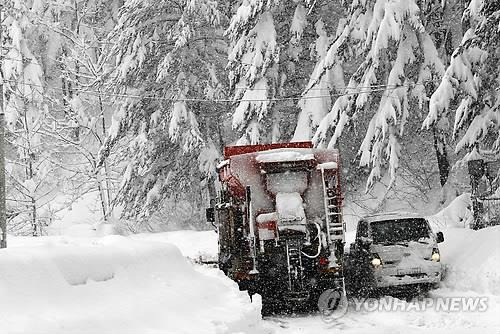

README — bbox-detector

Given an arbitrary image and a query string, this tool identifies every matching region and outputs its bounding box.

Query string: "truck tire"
[261,294,283,316]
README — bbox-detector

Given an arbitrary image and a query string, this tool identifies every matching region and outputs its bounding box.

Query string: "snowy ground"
[156,225,500,334]
[132,229,218,262]
[0,234,263,334]
[1,204,499,333]
[263,225,500,334]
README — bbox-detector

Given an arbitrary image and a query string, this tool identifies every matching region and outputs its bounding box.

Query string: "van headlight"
[431,248,440,262]
[371,254,382,268]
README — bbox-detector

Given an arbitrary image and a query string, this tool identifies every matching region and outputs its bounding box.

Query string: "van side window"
[356,220,368,239]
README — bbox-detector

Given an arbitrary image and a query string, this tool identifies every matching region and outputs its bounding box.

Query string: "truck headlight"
[371,254,382,268]
[431,248,440,262]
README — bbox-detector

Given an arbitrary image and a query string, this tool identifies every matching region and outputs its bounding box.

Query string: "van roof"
[361,211,426,224]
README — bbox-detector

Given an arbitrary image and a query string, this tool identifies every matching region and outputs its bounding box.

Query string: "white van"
[347,212,444,295]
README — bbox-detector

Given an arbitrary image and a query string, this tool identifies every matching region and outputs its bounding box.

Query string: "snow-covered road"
[262,225,500,334]
[162,227,500,334]
[262,288,500,334]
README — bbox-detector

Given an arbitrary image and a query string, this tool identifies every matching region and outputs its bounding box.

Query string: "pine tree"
[226,3,280,144]
[307,0,451,191]
[424,0,500,158]
[99,0,227,222]
[292,5,347,142]
[227,0,345,144]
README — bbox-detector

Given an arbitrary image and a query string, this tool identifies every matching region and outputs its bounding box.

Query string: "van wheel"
[347,269,376,298]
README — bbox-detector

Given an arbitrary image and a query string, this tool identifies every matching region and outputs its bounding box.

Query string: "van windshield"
[370,218,430,244]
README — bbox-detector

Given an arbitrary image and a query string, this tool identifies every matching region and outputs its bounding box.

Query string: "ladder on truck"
[285,239,308,300]
[320,167,345,243]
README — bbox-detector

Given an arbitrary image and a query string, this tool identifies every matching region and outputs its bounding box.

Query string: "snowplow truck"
[206,142,346,312]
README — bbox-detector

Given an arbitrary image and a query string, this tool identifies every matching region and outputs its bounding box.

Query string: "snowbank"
[0,235,262,334]
[132,230,218,261]
[438,226,500,295]
[428,193,473,230]
[424,193,500,294]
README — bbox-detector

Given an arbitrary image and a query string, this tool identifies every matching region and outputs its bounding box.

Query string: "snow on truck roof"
[223,143,339,163]
[361,212,426,223]
[223,142,313,159]
[256,149,315,163]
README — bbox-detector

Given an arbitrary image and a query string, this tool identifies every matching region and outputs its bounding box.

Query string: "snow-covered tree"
[226,4,279,144]
[307,0,454,191]
[35,0,123,221]
[2,0,125,234]
[2,0,58,235]
[226,0,345,145]
[100,0,227,221]
[423,0,500,159]
[292,17,346,142]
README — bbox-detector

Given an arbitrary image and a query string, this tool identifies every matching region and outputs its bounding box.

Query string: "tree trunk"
[21,72,38,236]
[433,127,450,187]
[27,150,37,236]
[97,175,107,221]
[31,196,38,236]
[99,95,112,219]
[0,113,5,246]
[0,3,6,248]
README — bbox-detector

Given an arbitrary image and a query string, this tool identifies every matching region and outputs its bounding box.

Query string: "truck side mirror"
[436,231,444,243]
[206,208,215,224]
[206,208,218,233]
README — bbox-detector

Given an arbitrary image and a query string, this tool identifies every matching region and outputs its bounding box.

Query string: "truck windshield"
[370,218,430,244]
